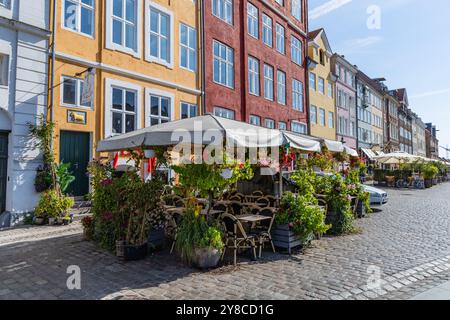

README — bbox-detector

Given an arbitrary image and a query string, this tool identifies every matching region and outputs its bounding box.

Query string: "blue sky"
[309,0,450,158]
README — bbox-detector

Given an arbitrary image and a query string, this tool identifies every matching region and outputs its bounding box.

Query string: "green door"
[0,132,8,213]
[60,131,90,197]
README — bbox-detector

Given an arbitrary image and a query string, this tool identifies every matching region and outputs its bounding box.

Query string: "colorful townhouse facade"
[0,0,50,227]
[331,54,357,149]
[203,0,309,132]
[50,0,202,196]
[383,91,400,153]
[412,113,426,157]
[425,123,439,160]
[307,28,336,141]
[395,89,413,154]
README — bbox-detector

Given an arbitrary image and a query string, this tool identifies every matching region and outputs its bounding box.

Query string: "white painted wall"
[0,0,49,227]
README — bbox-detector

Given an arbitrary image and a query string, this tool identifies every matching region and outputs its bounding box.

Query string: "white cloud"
[339,36,383,53]
[410,88,450,99]
[309,0,353,20]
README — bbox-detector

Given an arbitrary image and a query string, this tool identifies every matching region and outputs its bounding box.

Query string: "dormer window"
[319,49,325,65]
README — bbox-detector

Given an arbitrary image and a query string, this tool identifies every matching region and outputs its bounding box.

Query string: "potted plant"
[345,170,372,218]
[147,202,167,252]
[34,189,74,226]
[81,216,94,240]
[274,192,330,254]
[423,164,438,188]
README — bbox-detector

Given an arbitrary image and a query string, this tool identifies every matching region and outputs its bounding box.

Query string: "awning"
[361,148,377,160]
[282,131,321,152]
[372,151,422,164]
[323,139,344,153]
[344,146,359,157]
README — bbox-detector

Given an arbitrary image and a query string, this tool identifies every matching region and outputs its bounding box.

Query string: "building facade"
[425,123,439,159]
[203,0,309,132]
[50,0,202,197]
[308,28,336,140]
[412,113,426,157]
[356,71,384,153]
[331,54,357,149]
[383,91,400,153]
[0,0,50,227]
[395,89,413,154]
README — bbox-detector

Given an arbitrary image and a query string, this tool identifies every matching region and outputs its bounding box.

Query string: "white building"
[0,0,50,227]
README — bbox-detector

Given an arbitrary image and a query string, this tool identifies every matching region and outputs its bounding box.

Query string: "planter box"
[116,241,148,261]
[193,248,221,269]
[148,227,165,251]
[272,224,313,254]
[356,200,366,218]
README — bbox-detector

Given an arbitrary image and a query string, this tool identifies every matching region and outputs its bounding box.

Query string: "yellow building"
[48,0,201,196]
[307,29,337,141]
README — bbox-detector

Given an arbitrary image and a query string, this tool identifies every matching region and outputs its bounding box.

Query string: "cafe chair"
[253,208,276,258]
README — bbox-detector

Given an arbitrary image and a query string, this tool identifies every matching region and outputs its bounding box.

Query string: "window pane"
[180,47,187,68]
[81,0,93,5]
[150,10,159,32]
[125,0,136,23]
[113,0,123,17]
[150,34,158,57]
[161,98,169,117]
[180,25,187,45]
[63,78,76,104]
[112,88,123,110]
[64,0,77,31]
[112,112,123,134]
[125,114,135,133]
[160,14,169,37]
[80,7,93,35]
[112,19,123,45]
[181,103,188,119]
[125,91,135,112]
[189,50,196,71]
[151,96,159,115]
[190,104,197,117]
[151,117,159,126]
[125,24,136,49]
[160,37,168,61]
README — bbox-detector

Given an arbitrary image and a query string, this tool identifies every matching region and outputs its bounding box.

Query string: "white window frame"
[309,72,316,91]
[265,118,275,129]
[214,106,235,119]
[275,23,285,54]
[250,115,261,126]
[278,121,287,130]
[179,23,197,72]
[212,0,233,25]
[105,0,142,58]
[277,70,286,105]
[145,88,175,127]
[0,53,9,87]
[247,2,259,39]
[310,105,317,124]
[328,111,334,128]
[60,75,93,110]
[292,79,303,112]
[105,78,142,138]
[262,14,272,47]
[291,121,307,134]
[180,101,198,119]
[62,0,95,38]
[328,82,333,98]
[291,35,302,65]
[318,77,325,94]
[145,1,174,68]
[263,64,274,101]
[213,40,234,89]
[248,56,259,96]
[291,0,302,22]
[319,108,325,126]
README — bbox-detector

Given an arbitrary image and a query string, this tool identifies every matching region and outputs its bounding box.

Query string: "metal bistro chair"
[228,201,244,216]
[220,213,258,265]
[252,190,264,197]
[253,208,276,258]
[265,195,277,208]
[256,196,270,208]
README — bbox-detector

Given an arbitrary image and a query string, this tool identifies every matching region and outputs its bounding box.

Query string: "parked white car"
[363,185,388,206]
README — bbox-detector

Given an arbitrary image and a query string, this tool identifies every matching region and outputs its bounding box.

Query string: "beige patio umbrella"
[372,151,421,165]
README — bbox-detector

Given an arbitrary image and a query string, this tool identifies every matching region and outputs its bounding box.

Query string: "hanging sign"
[81,68,96,106]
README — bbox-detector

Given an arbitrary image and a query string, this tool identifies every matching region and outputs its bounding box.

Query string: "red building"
[202,0,309,132]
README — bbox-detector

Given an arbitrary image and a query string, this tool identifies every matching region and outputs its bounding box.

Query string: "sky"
[308,0,450,158]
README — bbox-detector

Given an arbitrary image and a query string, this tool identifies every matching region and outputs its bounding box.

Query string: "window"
[262,14,272,47]
[61,76,92,108]
[291,35,302,65]
[212,0,233,25]
[309,72,316,91]
[310,105,317,124]
[180,23,196,71]
[319,108,325,126]
[277,70,286,105]
[328,83,333,98]
[148,94,171,126]
[265,118,275,129]
[275,23,285,54]
[248,56,259,96]
[214,107,235,119]
[263,64,274,100]
[319,49,325,65]
[292,79,303,111]
[148,5,172,65]
[0,0,9,7]
[0,54,9,86]
[213,40,234,88]
[291,0,302,21]
[111,87,137,134]
[318,77,325,94]
[249,115,260,126]
[247,2,258,39]
[328,111,334,128]
[63,0,94,36]
[275,0,284,6]
[292,121,307,134]
[110,0,138,52]
[180,102,197,119]
[278,122,287,130]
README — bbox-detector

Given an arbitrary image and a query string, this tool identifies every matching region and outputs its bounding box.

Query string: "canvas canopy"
[344,146,359,157]
[97,114,285,152]
[323,139,344,153]
[372,151,422,164]
[281,131,321,152]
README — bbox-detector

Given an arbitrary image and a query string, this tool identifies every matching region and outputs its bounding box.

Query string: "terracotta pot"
[193,248,221,269]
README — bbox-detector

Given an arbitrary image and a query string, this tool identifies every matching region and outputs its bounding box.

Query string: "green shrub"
[34,189,74,218]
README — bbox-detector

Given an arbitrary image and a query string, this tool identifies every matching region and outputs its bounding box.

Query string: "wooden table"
[165,207,224,217]
[237,214,272,223]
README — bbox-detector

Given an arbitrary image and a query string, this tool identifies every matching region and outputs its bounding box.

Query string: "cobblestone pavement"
[1,183,450,300]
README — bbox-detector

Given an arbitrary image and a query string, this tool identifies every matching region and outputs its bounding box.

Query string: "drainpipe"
[49,0,57,148]
[200,0,206,115]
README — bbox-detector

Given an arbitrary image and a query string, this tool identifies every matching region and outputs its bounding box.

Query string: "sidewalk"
[410,280,450,300]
